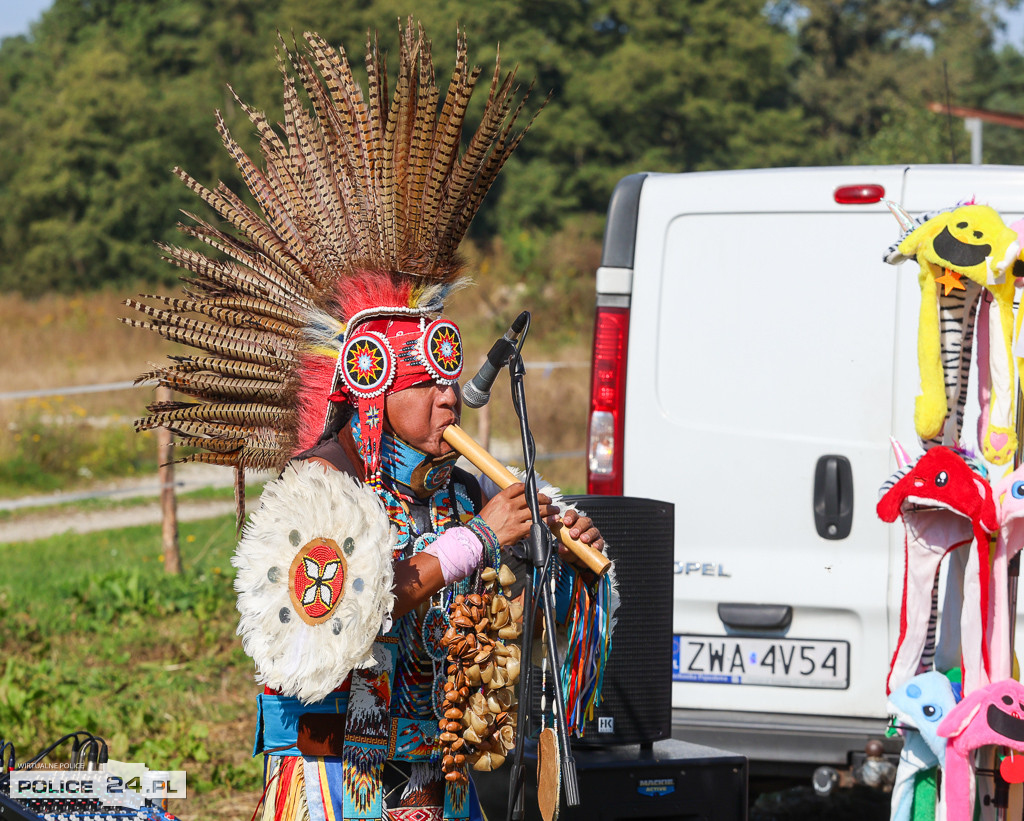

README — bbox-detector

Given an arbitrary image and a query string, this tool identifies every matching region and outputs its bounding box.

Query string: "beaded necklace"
[358,419,502,720]
[379,475,485,721]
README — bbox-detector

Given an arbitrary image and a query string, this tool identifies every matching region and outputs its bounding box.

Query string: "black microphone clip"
[462,311,528,408]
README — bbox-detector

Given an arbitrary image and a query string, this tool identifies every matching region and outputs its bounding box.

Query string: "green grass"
[0,402,158,497]
[0,483,259,522]
[0,515,263,818]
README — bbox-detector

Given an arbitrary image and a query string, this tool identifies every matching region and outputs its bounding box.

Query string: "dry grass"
[0,289,170,393]
[0,252,597,495]
[0,289,170,441]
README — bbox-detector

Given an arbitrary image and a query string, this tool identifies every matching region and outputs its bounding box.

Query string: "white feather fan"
[233,460,397,703]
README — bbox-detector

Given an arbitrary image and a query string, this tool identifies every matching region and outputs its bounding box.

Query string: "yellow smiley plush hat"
[885,201,1021,464]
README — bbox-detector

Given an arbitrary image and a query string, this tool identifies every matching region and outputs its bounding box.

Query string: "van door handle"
[813,455,853,540]
[718,603,792,631]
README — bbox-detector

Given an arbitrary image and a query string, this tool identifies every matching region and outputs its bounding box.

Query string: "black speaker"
[560,495,674,746]
[558,738,747,821]
[474,738,748,821]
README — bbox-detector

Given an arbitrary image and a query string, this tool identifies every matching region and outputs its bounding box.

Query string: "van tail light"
[587,304,629,495]
[833,183,884,204]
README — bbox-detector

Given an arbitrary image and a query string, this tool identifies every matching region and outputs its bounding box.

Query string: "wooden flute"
[442,424,612,577]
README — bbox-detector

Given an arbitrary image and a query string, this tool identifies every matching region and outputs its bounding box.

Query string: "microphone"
[462,312,529,408]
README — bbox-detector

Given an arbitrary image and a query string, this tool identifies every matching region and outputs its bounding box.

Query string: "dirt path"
[0,464,267,544]
[0,498,237,544]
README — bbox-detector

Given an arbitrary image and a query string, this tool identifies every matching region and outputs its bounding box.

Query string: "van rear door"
[606,168,905,733]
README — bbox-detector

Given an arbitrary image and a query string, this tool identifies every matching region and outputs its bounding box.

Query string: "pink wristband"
[421,528,484,585]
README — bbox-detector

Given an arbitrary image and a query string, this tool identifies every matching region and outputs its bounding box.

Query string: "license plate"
[673,634,849,689]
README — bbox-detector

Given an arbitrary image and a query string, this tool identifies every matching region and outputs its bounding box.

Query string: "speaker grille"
[541,495,674,746]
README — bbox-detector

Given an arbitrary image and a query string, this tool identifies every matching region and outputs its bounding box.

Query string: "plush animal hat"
[887,671,959,821]
[123,22,540,519]
[877,446,997,695]
[938,678,1024,820]
[988,465,1024,681]
[884,202,1021,465]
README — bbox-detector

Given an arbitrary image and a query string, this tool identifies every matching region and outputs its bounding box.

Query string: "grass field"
[0,514,264,819]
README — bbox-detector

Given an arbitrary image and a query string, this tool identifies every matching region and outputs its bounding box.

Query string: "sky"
[0,0,51,40]
[2,1,1024,47]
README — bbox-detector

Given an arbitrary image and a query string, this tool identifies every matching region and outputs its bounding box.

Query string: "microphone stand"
[501,315,580,821]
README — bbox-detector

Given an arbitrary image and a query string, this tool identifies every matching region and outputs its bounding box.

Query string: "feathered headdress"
[123,21,540,521]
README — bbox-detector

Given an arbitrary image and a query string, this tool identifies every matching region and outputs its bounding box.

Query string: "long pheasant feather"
[137,367,286,404]
[136,296,302,338]
[165,355,289,381]
[448,87,545,253]
[123,317,294,368]
[172,218,312,306]
[140,401,289,428]
[175,170,309,291]
[123,299,296,354]
[214,111,303,259]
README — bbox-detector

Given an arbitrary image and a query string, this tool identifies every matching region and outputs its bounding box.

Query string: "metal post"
[995,373,1024,819]
[965,117,983,165]
[1010,382,1024,655]
[479,401,491,454]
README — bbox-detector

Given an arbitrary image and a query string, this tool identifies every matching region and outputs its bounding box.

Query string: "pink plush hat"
[938,678,1024,820]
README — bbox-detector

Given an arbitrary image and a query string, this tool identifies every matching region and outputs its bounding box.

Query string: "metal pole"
[965,117,983,165]
[504,333,580,821]
[509,353,579,808]
[995,359,1024,820]
[479,401,491,454]
[1009,381,1024,662]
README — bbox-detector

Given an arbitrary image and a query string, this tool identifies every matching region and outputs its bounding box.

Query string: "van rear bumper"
[671,708,899,777]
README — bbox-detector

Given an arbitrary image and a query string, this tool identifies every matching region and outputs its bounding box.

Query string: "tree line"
[1,0,1022,295]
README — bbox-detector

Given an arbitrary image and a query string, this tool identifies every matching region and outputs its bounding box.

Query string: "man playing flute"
[125,19,614,821]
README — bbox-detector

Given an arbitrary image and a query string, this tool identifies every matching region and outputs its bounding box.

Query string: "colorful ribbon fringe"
[558,567,614,735]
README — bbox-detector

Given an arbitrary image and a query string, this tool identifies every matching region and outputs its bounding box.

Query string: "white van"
[585,165,1024,775]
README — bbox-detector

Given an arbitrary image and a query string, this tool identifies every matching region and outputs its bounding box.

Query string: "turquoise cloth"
[253,692,349,757]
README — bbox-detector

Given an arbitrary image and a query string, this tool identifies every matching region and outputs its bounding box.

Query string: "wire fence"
[2,363,589,510]
[0,362,588,403]
[0,381,138,402]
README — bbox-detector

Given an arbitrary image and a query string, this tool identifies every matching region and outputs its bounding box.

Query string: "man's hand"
[557,508,605,569]
[479,483,559,546]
